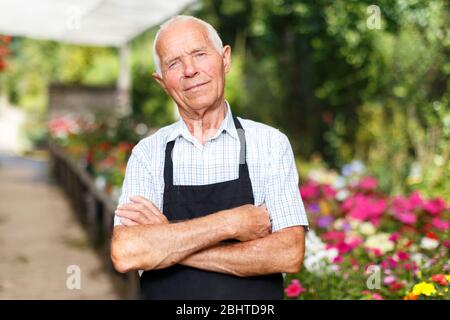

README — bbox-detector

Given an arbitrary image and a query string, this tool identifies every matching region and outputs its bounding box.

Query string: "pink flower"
[381,257,398,269]
[347,236,363,249]
[322,184,337,198]
[443,240,450,249]
[359,176,378,191]
[432,217,450,231]
[384,275,396,285]
[408,191,423,209]
[396,212,417,225]
[322,231,346,243]
[284,279,306,298]
[389,232,401,242]
[423,197,447,215]
[372,293,384,300]
[342,194,386,224]
[300,182,320,201]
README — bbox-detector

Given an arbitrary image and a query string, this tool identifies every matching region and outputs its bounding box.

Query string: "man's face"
[153,21,231,115]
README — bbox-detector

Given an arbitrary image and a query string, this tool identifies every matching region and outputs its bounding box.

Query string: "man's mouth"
[184,81,209,91]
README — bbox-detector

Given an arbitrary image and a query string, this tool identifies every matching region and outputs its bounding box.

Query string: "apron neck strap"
[232,116,247,166]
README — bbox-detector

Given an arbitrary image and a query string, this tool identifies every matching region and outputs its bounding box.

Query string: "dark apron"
[140,116,283,300]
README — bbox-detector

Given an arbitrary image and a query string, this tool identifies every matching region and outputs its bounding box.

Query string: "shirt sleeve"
[113,146,157,227]
[264,131,309,232]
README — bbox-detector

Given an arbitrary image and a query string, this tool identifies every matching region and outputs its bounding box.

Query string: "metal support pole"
[117,42,131,116]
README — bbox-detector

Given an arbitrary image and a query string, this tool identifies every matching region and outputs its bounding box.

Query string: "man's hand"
[229,204,271,242]
[115,195,169,226]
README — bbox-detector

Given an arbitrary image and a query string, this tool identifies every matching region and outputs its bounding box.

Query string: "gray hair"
[152,15,224,76]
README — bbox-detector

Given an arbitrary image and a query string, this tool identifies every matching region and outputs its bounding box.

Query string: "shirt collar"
[167,101,239,143]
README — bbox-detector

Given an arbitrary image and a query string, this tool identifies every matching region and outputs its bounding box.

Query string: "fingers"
[116,208,148,225]
[130,195,169,223]
[116,196,169,225]
[120,217,138,226]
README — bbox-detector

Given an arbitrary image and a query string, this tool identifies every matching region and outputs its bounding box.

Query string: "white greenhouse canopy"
[0,0,195,46]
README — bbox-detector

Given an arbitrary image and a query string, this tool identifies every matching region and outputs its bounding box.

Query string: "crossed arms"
[110,196,305,277]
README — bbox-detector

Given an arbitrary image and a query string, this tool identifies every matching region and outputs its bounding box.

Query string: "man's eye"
[168,61,179,69]
[195,53,206,58]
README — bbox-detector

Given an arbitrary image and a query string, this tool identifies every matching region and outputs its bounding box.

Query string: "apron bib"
[140,117,283,300]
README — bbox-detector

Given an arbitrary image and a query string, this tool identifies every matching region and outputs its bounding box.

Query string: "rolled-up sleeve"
[264,132,309,232]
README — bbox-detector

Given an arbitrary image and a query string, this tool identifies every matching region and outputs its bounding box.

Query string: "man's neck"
[179,100,228,145]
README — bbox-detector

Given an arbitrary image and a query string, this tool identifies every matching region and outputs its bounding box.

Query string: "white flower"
[332,177,347,190]
[420,237,439,250]
[336,189,350,201]
[359,222,376,236]
[349,218,361,230]
[304,231,338,274]
[333,218,345,230]
[410,253,428,266]
[364,233,395,254]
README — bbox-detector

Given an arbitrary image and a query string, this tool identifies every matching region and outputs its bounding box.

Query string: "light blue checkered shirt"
[114,103,309,231]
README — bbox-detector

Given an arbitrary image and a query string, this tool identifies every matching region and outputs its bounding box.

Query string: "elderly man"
[110,15,309,300]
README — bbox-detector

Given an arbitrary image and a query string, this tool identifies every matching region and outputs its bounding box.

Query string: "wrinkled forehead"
[156,22,212,60]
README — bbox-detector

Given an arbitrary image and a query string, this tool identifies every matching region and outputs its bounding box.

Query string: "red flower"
[389,282,404,292]
[431,274,448,286]
[425,231,439,240]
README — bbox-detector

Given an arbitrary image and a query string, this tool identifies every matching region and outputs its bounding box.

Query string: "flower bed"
[48,114,149,200]
[286,161,449,300]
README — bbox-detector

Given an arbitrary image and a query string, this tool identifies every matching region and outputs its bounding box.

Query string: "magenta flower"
[423,197,447,215]
[347,236,363,249]
[432,217,450,231]
[372,293,384,300]
[396,212,417,225]
[396,251,410,261]
[322,231,346,243]
[300,182,320,201]
[358,176,378,191]
[392,191,422,215]
[322,184,337,198]
[284,279,306,298]
[389,232,401,242]
[381,257,398,269]
[342,194,386,224]
[408,191,423,209]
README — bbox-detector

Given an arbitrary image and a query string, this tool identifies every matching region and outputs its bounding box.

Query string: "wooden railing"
[48,142,140,299]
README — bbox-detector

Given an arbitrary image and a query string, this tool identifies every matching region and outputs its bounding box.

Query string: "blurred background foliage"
[0,0,448,198]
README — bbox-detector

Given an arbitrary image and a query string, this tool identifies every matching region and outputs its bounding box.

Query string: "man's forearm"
[111,210,236,272]
[179,226,305,277]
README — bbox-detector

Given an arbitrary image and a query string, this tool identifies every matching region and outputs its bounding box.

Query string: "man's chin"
[182,98,221,112]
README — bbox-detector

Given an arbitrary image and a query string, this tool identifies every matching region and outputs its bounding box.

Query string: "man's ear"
[152,72,168,93]
[222,45,232,74]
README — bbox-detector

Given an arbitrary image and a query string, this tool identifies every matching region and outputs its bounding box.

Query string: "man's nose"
[183,58,198,78]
